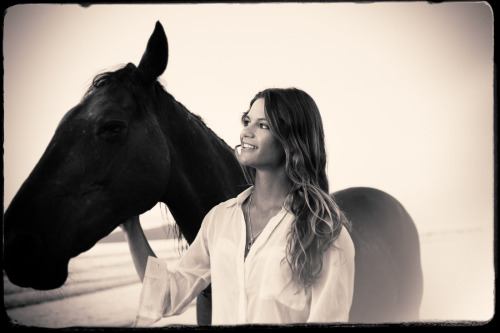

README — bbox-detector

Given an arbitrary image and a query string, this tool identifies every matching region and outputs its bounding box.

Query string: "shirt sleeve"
[134,207,216,327]
[307,227,356,323]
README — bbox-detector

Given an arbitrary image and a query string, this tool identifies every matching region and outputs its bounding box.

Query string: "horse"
[3,21,423,324]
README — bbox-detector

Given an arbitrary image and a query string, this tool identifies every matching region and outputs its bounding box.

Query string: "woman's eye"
[260,123,269,129]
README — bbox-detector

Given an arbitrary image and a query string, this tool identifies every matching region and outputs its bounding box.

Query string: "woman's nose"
[240,125,254,139]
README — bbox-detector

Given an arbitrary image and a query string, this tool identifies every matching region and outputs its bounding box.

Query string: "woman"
[122,88,355,326]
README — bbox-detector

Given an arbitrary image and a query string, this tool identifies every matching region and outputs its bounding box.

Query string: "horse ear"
[137,21,168,82]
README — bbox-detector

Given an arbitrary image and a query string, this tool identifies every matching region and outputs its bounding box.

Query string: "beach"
[4,225,495,328]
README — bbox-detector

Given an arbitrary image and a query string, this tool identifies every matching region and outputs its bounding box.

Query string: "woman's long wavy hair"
[240,88,351,291]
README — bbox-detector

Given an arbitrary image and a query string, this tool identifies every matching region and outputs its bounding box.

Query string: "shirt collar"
[225,186,254,208]
[225,186,293,213]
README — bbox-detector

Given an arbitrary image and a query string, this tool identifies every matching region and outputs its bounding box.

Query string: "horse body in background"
[4,22,423,324]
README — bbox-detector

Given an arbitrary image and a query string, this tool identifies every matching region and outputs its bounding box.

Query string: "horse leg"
[196,286,212,325]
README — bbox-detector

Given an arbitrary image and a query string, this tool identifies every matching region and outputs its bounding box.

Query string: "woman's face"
[237,98,285,171]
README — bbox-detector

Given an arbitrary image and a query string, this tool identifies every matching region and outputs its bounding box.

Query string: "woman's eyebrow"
[244,115,267,122]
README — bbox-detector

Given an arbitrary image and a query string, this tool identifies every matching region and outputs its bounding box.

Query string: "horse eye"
[98,121,127,142]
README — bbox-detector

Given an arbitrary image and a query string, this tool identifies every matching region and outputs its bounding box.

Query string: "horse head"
[4,22,173,290]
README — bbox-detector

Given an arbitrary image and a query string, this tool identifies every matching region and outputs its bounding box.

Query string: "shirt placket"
[242,209,288,322]
[237,206,247,323]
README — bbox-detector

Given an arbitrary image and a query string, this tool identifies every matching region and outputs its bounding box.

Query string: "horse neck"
[157,93,247,243]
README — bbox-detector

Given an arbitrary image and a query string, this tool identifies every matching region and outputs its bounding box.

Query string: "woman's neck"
[252,168,291,210]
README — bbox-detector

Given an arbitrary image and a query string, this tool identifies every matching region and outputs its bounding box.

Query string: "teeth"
[243,143,257,149]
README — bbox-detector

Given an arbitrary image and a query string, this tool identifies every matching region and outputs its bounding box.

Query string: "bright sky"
[2,2,495,321]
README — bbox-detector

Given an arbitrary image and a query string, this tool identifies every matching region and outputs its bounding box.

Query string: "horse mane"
[83,63,148,102]
[84,63,233,152]
[153,82,235,152]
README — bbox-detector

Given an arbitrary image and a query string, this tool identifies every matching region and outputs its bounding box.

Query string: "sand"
[6,283,196,328]
[4,226,495,328]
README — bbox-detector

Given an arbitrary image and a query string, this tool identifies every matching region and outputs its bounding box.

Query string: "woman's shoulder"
[210,196,239,211]
[335,225,355,257]
[205,189,249,215]
[212,186,253,211]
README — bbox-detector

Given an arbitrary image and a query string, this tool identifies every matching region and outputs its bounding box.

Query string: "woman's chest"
[210,224,309,312]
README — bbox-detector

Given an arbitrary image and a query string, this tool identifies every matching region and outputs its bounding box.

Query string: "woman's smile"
[242,142,258,150]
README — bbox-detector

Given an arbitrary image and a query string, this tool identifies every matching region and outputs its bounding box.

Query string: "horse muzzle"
[4,232,70,290]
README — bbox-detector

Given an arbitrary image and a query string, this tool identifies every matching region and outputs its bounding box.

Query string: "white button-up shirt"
[134,187,355,326]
